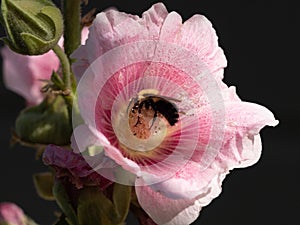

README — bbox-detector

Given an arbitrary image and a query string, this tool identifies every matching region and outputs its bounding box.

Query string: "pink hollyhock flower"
[71,3,278,225]
[43,144,112,190]
[0,202,30,225]
[1,28,89,105]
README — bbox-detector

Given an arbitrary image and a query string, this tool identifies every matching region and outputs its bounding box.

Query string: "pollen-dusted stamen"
[129,104,159,139]
[111,102,168,153]
[127,89,180,139]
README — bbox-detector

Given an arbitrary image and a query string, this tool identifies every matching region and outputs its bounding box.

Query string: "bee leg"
[138,100,145,114]
[149,101,157,129]
[134,116,142,127]
[149,110,158,129]
[134,101,145,127]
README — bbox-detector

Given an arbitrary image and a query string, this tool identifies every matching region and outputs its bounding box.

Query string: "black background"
[0,0,299,224]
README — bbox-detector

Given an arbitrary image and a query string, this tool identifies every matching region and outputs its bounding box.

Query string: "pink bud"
[0,202,26,225]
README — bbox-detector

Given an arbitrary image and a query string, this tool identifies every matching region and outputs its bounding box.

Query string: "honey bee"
[128,89,180,128]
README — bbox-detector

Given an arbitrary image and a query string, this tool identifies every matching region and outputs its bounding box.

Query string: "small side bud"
[0,0,63,55]
[15,95,72,146]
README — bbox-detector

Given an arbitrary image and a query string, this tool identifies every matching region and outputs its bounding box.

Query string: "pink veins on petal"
[74,40,226,185]
[96,62,204,167]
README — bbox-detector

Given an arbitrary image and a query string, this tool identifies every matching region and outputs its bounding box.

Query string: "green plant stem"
[63,94,74,129]
[52,45,71,90]
[62,0,81,57]
[52,45,74,128]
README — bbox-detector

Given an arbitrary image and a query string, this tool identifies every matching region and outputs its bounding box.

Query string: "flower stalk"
[52,45,71,91]
[62,0,81,58]
[50,45,74,131]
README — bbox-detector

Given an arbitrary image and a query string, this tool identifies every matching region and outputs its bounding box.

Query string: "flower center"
[128,105,158,139]
[111,89,179,153]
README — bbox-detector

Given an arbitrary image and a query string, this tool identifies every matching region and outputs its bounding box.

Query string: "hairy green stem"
[62,0,81,57]
[64,93,74,129]
[52,45,74,128]
[53,45,71,90]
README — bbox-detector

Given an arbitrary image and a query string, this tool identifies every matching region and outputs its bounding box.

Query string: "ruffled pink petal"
[145,161,220,200]
[136,169,225,225]
[71,124,110,154]
[71,124,141,184]
[43,145,112,189]
[0,202,26,225]
[72,3,168,80]
[226,102,278,136]
[72,3,226,81]
[215,101,279,169]
[158,12,227,79]
[1,46,59,105]
[159,12,182,42]
[171,15,227,79]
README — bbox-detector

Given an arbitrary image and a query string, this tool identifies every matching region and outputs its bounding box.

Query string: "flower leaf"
[77,184,131,225]
[77,186,117,225]
[112,183,132,223]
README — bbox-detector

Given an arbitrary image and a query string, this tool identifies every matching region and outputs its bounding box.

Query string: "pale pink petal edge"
[136,170,226,225]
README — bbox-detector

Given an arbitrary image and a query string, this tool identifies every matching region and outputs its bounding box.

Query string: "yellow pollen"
[129,107,157,139]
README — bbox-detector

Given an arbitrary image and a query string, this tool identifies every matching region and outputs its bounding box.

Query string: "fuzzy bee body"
[129,90,180,127]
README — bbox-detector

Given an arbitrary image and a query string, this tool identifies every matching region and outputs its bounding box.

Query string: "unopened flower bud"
[15,95,72,145]
[0,202,37,225]
[0,0,63,55]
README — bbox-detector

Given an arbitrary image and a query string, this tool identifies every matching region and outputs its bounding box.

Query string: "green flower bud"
[15,95,72,145]
[0,0,63,55]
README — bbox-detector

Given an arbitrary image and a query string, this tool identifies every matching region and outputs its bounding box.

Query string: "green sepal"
[53,180,79,225]
[33,172,55,201]
[0,0,63,55]
[15,95,72,145]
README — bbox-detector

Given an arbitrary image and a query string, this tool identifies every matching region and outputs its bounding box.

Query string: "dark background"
[0,0,299,224]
